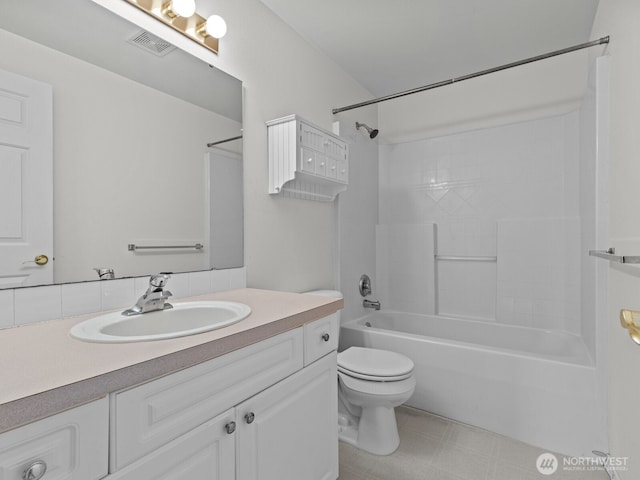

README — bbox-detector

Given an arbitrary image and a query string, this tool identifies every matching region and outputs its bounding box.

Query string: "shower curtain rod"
[332,36,610,114]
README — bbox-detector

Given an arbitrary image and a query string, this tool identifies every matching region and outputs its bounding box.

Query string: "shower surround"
[370,57,609,455]
[378,112,582,337]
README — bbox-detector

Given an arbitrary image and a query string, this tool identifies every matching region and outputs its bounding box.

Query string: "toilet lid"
[337,347,414,380]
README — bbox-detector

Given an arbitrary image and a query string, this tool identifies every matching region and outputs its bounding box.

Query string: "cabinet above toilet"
[267,114,349,201]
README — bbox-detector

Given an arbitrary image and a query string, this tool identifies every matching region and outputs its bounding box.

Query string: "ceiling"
[259,0,600,98]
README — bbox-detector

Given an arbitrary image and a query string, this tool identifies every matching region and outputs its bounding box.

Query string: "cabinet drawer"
[300,147,316,173]
[303,313,339,365]
[108,409,235,480]
[0,397,108,480]
[110,328,303,471]
[337,159,348,183]
[326,157,338,179]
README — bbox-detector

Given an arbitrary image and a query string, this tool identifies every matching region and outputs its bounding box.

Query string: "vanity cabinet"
[108,314,339,480]
[0,397,108,480]
[0,315,338,480]
[109,329,304,471]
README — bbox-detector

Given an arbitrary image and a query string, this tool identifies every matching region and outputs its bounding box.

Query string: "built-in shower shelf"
[589,248,640,264]
[267,114,348,202]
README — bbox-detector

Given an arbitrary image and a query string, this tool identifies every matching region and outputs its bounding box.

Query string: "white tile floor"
[339,406,609,480]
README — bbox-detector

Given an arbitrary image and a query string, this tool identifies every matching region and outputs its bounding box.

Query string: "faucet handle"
[150,273,171,287]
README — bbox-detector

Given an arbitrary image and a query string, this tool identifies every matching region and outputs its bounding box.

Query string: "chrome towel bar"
[588,248,640,264]
[435,255,497,262]
[128,243,204,251]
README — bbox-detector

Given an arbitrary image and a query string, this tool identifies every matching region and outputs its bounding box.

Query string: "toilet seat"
[337,347,414,382]
[337,366,413,382]
[338,370,417,396]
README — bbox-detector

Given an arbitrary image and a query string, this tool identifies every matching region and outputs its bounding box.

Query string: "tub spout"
[363,299,381,310]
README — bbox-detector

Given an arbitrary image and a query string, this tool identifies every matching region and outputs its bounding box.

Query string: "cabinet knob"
[307,157,313,163]
[23,461,47,480]
[245,412,255,424]
[225,421,236,434]
[321,333,330,342]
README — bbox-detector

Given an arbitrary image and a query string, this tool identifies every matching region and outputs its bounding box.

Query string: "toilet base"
[337,407,400,455]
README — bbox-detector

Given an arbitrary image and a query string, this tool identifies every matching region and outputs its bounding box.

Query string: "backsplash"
[0,268,246,330]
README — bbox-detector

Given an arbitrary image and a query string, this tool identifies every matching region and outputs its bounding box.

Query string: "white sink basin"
[70,301,252,343]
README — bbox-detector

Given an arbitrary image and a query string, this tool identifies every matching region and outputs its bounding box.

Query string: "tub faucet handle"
[359,274,372,297]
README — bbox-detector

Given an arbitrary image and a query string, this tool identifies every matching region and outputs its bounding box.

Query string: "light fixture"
[197,14,227,39]
[123,0,226,54]
[162,0,196,19]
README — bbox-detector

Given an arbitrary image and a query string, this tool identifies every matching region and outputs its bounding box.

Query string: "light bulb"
[172,0,196,18]
[205,15,227,38]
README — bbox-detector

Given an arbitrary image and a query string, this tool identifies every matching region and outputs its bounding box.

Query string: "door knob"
[23,255,49,266]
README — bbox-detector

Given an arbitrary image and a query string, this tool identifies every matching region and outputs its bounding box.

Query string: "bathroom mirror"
[0,0,243,288]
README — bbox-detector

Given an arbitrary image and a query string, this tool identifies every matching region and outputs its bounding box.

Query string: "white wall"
[0,27,240,283]
[591,0,640,476]
[336,115,379,320]
[378,49,590,144]
[96,0,376,293]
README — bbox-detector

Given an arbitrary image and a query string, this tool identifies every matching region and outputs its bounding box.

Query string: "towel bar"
[128,243,204,251]
[588,248,640,264]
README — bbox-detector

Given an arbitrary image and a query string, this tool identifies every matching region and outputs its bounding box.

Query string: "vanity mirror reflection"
[0,0,243,289]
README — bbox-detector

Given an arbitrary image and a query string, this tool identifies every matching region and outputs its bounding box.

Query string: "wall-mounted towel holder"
[128,243,204,251]
[588,248,640,264]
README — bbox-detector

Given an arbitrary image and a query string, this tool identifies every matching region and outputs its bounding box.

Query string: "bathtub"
[339,311,604,456]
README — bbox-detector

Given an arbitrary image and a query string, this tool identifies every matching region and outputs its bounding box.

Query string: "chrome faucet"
[122,273,173,316]
[363,299,381,310]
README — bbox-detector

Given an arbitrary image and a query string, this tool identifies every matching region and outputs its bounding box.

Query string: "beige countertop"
[0,288,342,434]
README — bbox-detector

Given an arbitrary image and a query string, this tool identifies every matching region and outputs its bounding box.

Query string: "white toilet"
[306,290,416,455]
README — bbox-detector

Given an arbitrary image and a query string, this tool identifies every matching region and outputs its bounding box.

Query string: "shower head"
[355,121,379,139]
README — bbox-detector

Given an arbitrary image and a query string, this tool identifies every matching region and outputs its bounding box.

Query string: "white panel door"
[108,409,236,480]
[236,352,338,480]
[0,68,53,287]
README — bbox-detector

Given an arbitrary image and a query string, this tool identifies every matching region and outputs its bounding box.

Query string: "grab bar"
[435,255,497,262]
[128,243,204,251]
[589,248,640,264]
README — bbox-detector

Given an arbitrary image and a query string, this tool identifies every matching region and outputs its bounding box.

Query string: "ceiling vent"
[127,30,176,57]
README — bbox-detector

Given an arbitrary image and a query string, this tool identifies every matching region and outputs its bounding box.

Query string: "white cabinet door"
[108,409,236,480]
[236,352,338,480]
[0,398,108,480]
